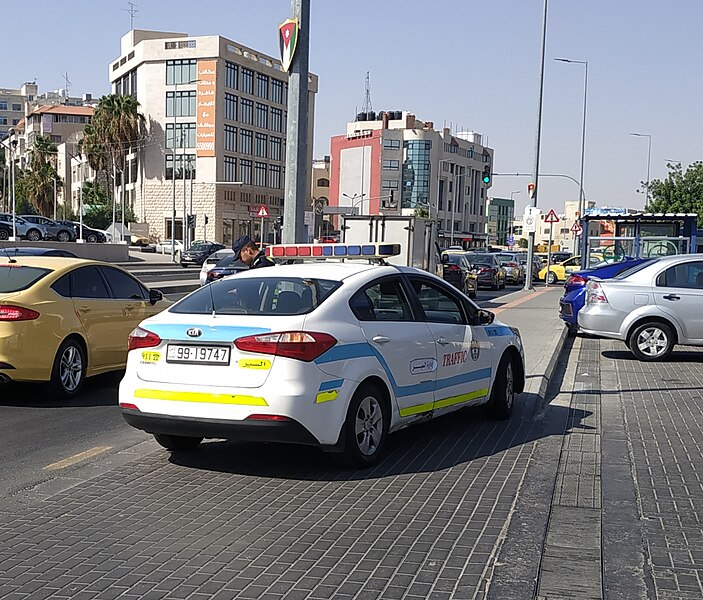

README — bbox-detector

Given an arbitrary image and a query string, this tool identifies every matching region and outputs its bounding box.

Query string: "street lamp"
[630,132,652,206]
[555,57,588,254]
[342,192,366,215]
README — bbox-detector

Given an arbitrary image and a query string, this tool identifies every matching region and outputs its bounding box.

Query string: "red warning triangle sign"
[256,205,269,218]
[544,209,560,223]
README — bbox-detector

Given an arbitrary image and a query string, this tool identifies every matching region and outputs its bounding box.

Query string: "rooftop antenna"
[361,71,373,114]
[61,72,72,97]
[124,2,138,29]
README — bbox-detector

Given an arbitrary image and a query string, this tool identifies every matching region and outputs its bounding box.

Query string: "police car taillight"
[235,331,337,362]
[128,327,161,351]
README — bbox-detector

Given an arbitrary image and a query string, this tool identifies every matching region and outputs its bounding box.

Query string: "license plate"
[166,345,231,365]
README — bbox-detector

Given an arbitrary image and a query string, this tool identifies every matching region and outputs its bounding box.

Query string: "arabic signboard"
[196,60,217,157]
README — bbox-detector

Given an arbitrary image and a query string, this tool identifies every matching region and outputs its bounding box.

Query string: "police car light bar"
[265,243,401,259]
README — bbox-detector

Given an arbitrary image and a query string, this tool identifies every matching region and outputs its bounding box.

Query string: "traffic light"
[187,214,196,229]
[482,165,492,185]
[204,215,209,225]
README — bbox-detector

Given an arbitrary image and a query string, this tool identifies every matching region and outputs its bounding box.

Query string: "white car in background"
[199,248,234,285]
[119,243,525,468]
[155,239,185,255]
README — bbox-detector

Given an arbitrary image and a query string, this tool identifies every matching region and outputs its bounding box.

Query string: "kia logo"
[186,327,203,338]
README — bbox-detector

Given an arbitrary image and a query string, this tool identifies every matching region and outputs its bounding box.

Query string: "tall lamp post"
[342,192,366,215]
[555,57,588,254]
[630,132,652,207]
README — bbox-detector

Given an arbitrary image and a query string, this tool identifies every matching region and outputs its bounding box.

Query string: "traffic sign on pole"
[527,182,536,199]
[544,209,560,223]
[256,205,270,218]
[570,222,582,235]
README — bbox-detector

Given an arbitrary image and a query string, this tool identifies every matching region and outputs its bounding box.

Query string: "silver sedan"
[579,254,703,360]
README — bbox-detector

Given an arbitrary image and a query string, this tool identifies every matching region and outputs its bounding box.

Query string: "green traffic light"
[483,175,490,184]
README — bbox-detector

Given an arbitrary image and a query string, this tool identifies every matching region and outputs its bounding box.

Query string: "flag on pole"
[278,18,299,72]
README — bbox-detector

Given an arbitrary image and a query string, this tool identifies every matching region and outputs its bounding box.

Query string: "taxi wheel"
[547,271,558,285]
[336,383,389,468]
[153,434,203,451]
[486,354,515,420]
[50,338,86,398]
[628,321,675,361]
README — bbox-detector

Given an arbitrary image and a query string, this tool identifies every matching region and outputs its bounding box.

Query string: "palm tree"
[24,135,60,215]
[80,94,146,228]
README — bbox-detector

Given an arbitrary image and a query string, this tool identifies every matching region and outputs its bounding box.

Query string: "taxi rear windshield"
[171,277,341,316]
[0,265,52,293]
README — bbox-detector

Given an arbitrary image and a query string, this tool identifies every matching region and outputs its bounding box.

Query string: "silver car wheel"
[636,327,669,357]
[355,395,383,456]
[60,345,83,392]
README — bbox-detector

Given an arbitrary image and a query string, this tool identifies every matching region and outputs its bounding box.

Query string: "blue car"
[559,258,650,334]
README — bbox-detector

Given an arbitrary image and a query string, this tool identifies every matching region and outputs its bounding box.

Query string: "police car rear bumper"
[122,409,320,447]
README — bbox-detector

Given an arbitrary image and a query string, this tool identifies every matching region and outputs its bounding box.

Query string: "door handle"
[663,294,680,301]
[372,335,390,345]
[78,306,90,312]
[436,337,450,346]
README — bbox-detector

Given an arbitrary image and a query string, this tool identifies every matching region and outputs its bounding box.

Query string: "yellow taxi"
[0,256,169,397]
[539,255,582,284]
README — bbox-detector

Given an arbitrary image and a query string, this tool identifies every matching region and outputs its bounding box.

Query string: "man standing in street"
[231,235,274,269]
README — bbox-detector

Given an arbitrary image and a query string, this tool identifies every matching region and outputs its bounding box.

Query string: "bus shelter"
[579,212,698,269]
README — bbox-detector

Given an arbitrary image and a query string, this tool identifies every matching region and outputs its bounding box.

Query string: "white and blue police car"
[119,243,525,467]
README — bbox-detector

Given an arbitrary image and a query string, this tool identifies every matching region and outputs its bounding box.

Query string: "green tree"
[518,237,529,249]
[23,135,62,215]
[81,93,146,218]
[645,161,703,227]
[81,181,135,230]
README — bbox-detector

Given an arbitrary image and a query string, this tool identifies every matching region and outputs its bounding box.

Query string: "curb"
[538,323,568,401]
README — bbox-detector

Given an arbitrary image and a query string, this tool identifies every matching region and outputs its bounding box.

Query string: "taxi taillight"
[0,305,40,321]
[235,331,337,362]
[128,327,161,351]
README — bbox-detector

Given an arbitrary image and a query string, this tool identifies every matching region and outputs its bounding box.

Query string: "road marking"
[492,288,551,315]
[43,446,112,471]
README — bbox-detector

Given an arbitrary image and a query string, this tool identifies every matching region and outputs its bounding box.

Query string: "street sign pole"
[546,221,553,287]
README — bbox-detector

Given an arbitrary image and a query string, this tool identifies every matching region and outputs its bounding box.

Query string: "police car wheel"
[486,354,515,420]
[336,383,389,468]
[153,433,203,451]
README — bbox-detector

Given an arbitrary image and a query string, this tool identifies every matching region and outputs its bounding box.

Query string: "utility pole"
[282,0,310,243]
[524,0,548,291]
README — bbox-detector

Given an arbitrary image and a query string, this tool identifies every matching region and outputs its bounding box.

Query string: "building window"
[382,159,399,171]
[11,103,21,112]
[270,108,283,133]
[0,101,7,110]
[271,79,284,104]
[239,129,253,155]
[224,93,238,121]
[0,117,7,125]
[240,98,254,125]
[165,59,197,85]
[383,138,401,150]
[240,68,254,94]
[402,140,432,209]
[256,73,269,99]
[166,91,196,117]
[381,180,399,190]
[165,154,195,180]
[240,159,253,184]
[255,132,268,158]
[224,156,237,181]
[270,136,283,161]
[317,178,329,187]
[11,119,19,125]
[255,103,268,129]
[269,164,282,189]
[224,124,237,152]
[166,123,196,148]
[254,161,267,187]
[225,61,238,89]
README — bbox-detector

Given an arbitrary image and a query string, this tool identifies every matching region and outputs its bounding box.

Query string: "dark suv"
[180,240,226,268]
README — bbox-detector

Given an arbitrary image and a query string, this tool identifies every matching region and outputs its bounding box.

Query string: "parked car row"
[0,214,109,243]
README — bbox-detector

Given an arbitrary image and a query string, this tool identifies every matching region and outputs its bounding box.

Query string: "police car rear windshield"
[170,277,342,316]
[0,265,52,293]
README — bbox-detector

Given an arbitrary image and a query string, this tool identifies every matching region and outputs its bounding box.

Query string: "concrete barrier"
[1,240,130,262]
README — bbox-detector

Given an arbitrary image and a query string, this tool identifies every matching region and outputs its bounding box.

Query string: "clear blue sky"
[6,1,702,214]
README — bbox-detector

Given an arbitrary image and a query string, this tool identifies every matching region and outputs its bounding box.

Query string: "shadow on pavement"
[0,371,123,408]
[601,349,703,363]
[166,397,592,481]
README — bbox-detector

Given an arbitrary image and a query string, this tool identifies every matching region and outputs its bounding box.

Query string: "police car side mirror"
[476,309,495,326]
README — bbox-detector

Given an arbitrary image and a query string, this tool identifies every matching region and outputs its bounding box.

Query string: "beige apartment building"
[109,29,318,246]
[329,112,493,248]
